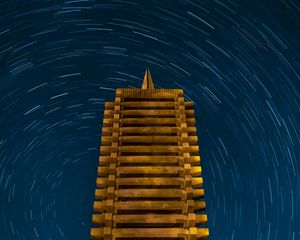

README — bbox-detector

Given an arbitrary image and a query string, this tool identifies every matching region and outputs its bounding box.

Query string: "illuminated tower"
[90,69,209,239]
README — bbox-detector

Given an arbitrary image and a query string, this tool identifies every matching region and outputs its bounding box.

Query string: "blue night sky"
[0,0,299,239]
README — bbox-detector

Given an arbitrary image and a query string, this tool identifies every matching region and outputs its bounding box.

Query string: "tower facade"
[91,70,209,239]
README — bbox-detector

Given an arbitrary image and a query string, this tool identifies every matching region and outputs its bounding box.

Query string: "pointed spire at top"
[142,68,155,89]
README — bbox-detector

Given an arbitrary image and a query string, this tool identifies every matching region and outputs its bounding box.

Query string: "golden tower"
[91,69,209,239]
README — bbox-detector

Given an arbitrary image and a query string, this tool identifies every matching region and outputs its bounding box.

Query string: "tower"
[91,69,209,239]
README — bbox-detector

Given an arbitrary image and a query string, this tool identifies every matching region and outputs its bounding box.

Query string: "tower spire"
[142,68,155,89]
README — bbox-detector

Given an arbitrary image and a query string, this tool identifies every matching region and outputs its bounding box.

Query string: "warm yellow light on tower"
[90,69,209,239]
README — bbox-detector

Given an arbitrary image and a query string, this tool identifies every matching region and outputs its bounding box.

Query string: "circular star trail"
[0,0,299,239]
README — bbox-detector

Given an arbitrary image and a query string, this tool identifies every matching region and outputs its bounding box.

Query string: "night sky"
[0,0,299,239]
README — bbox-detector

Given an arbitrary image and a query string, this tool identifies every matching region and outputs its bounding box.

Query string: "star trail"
[0,0,299,239]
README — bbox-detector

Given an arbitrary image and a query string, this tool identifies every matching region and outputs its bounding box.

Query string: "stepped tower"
[90,69,209,239]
